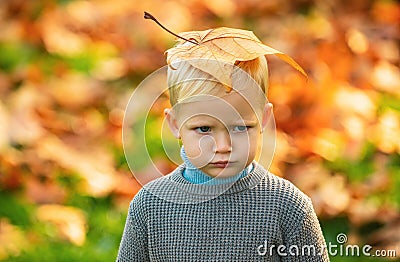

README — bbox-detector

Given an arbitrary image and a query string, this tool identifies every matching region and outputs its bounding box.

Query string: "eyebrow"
[183,117,216,127]
[231,120,259,126]
[185,118,259,127]
[231,115,259,124]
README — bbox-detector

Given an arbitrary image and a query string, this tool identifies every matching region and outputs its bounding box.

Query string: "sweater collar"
[180,146,252,185]
[157,162,266,202]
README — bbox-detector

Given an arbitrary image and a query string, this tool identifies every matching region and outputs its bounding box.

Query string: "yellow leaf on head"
[166,27,307,92]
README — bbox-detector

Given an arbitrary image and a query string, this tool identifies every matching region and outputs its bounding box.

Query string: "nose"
[214,131,232,153]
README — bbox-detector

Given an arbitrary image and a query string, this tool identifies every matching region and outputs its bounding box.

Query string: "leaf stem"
[144,12,199,45]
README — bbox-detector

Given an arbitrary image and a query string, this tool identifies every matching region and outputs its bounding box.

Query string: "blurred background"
[0,0,399,261]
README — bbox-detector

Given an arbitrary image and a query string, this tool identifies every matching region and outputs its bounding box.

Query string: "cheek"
[232,132,260,156]
[182,134,214,155]
[181,135,199,153]
[232,135,249,148]
[233,130,260,146]
[182,134,216,168]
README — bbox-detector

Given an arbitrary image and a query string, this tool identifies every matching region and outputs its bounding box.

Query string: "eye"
[233,126,248,132]
[195,126,211,133]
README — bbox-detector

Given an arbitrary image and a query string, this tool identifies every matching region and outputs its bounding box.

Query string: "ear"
[164,108,180,139]
[261,103,273,131]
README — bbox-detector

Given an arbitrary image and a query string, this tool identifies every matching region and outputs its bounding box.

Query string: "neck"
[180,147,252,185]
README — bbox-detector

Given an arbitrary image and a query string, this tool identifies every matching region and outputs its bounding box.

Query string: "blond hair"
[167,56,269,107]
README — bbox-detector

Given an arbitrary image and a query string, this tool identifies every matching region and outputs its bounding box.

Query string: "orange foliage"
[0,0,399,258]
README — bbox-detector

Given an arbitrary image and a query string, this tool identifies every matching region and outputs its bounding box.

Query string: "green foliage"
[0,191,33,229]
[379,94,400,113]
[0,42,37,72]
[144,115,165,159]
[387,154,400,207]
[4,193,126,261]
[63,54,97,74]
[324,142,376,183]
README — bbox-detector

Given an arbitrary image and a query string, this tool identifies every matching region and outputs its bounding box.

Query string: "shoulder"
[253,164,318,236]
[130,166,184,208]
[254,162,314,217]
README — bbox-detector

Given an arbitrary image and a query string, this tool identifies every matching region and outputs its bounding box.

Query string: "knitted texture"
[117,163,330,261]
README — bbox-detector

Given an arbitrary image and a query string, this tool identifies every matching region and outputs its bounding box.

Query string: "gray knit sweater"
[117,163,330,261]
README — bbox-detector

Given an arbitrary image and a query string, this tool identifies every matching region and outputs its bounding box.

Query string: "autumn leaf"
[165,27,307,90]
[36,205,87,246]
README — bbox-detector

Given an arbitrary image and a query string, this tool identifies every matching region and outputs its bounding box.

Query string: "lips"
[211,160,230,168]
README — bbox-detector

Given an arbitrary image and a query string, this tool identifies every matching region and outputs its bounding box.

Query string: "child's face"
[165,91,272,178]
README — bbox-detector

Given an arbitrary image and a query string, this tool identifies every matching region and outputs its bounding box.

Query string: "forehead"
[175,91,261,124]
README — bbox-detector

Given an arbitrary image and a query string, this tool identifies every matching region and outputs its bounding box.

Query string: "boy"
[117,27,329,261]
